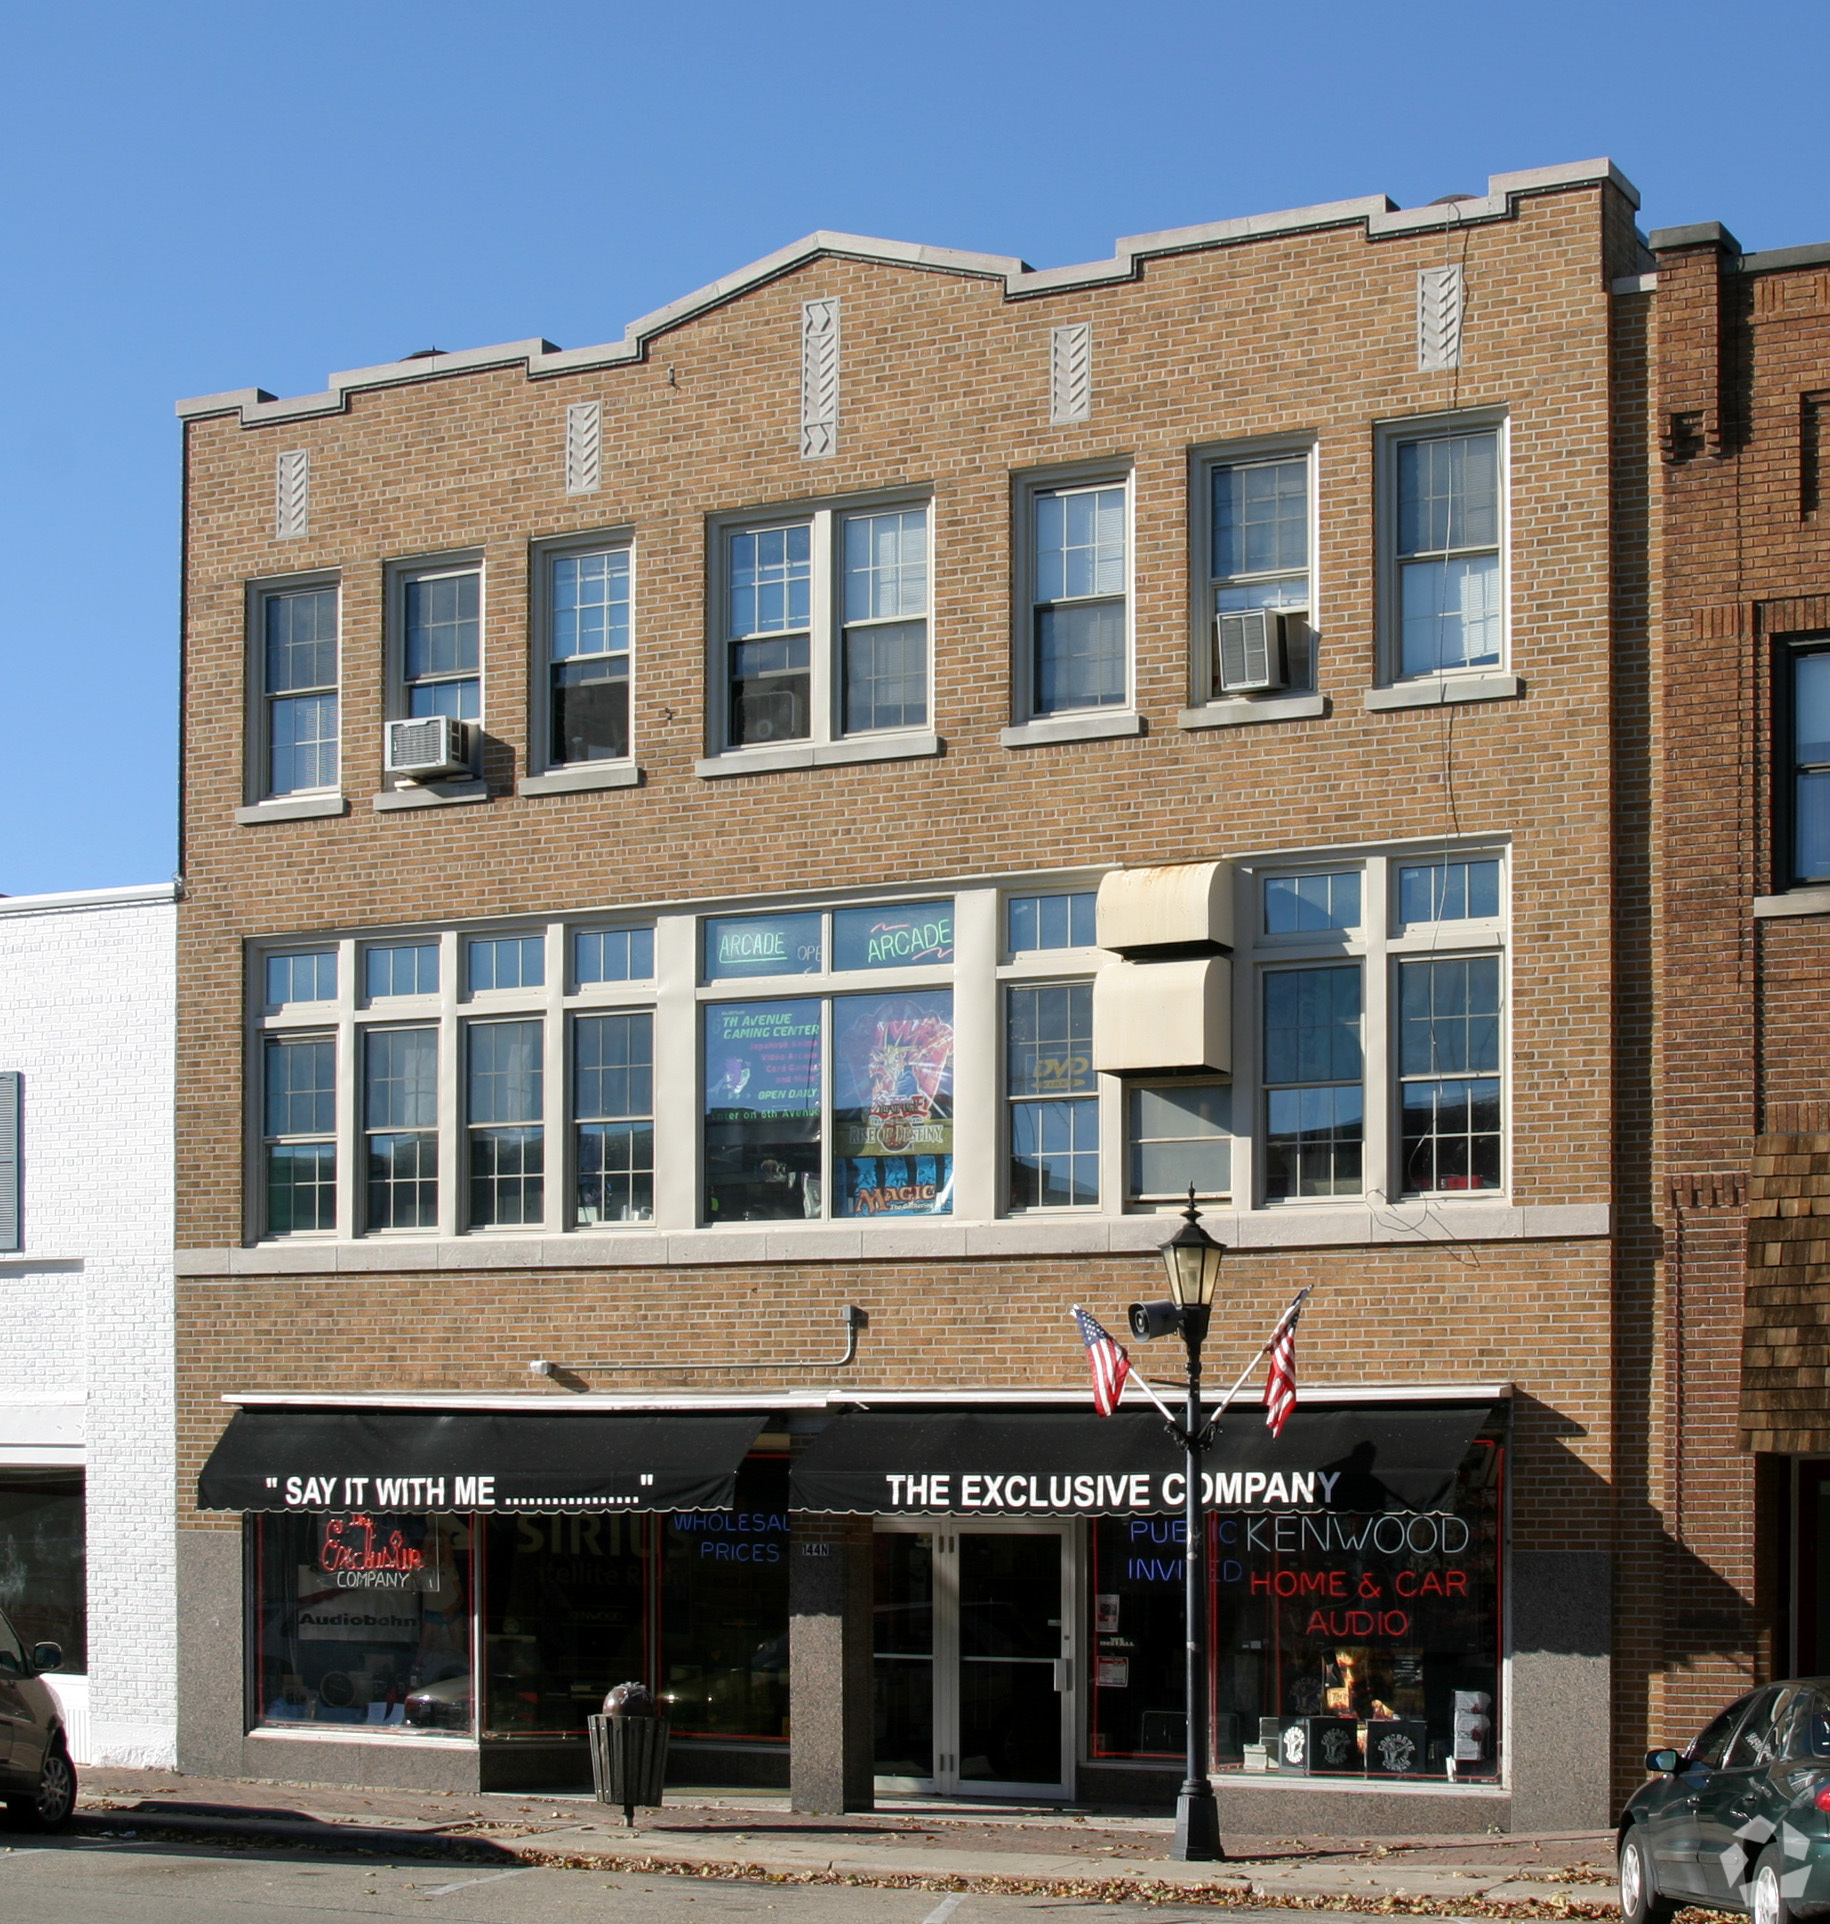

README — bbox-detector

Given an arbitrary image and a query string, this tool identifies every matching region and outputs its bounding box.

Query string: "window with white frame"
[1024,477,1129,716]
[717,499,929,750]
[1205,451,1313,697]
[1006,889,1097,954]
[1127,1082,1230,1203]
[1385,422,1504,681]
[258,584,339,796]
[400,563,482,720]
[366,941,439,999]
[263,1034,335,1233]
[1243,851,1507,1206]
[575,1012,653,1222]
[468,1019,543,1228]
[266,950,336,1008]
[1006,981,1098,1209]
[364,1028,438,1230]
[544,543,632,767]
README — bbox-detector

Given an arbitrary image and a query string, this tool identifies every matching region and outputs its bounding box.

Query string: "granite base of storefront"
[1079,1762,1511,1833]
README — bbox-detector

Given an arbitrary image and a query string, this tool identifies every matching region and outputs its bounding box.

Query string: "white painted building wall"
[0,882,177,1767]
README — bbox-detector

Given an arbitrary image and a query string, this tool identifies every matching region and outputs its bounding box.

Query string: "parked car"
[0,1603,76,1829]
[1621,1680,1830,1924]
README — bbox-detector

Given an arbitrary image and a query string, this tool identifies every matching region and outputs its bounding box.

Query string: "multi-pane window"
[1030,482,1128,715]
[1210,456,1311,694]
[1265,872,1360,935]
[264,1035,335,1233]
[722,503,930,750]
[1127,1083,1230,1202]
[266,951,336,1007]
[1791,650,1830,884]
[1397,858,1501,926]
[1398,958,1501,1193]
[469,935,543,992]
[365,1028,437,1230]
[1393,427,1502,678]
[262,586,339,795]
[404,568,481,720]
[576,927,655,985]
[842,510,929,733]
[366,942,439,999]
[468,1020,543,1228]
[575,1012,653,1223]
[549,548,631,765]
[1007,891,1097,953]
[1262,967,1364,1199]
[1007,983,1098,1208]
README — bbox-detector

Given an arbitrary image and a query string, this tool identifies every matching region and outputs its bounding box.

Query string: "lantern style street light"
[1130,1188,1226,1863]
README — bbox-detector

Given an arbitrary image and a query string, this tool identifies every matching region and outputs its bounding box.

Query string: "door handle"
[1053,1659,1069,1693]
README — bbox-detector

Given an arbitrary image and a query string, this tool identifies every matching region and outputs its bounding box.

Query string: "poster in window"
[703,999,823,1221]
[833,990,953,1216]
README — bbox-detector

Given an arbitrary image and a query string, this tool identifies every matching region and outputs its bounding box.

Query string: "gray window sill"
[1754,886,1830,918]
[695,732,941,779]
[178,1201,1610,1276]
[1178,693,1329,730]
[1000,711,1145,749]
[372,778,489,811]
[517,762,643,796]
[1365,673,1523,712]
[236,793,349,825]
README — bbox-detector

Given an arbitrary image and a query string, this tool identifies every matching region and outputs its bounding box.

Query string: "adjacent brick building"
[1637,216,1830,1759]
[173,158,1659,1829]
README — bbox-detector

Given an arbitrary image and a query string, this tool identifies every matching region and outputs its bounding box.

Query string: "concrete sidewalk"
[67,1769,1623,1913]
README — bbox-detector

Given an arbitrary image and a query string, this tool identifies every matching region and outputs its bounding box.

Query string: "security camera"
[1128,1300,1184,1340]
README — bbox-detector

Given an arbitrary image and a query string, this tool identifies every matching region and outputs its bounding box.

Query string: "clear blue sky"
[3,0,1824,895]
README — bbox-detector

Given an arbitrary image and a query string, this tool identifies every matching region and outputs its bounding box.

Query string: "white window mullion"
[1360,857,1391,1204]
[437,936,462,1239]
[810,509,835,745]
[651,912,699,1232]
[949,890,998,1222]
[544,922,567,1232]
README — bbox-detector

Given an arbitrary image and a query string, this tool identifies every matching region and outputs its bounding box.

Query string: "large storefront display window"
[248,1459,790,1745]
[253,1511,473,1731]
[0,1469,86,1671]
[1090,1431,1505,1779]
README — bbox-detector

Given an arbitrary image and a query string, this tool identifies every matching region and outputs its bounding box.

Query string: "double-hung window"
[719,500,929,751]
[575,1013,653,1223]
[1006,981,1098,1208]
[1387,421,1504,680]
[1026,479,1129,715]
[1246,853,1506,1205]
[263,1035,335,1233]
[546,543,632,766]
[468,1020,543,1227]
[1207,452,1313,695]
[364,1028,438,1229]
[1789,647,1830,884]
[401,564,482,720]
[259,584,339,796]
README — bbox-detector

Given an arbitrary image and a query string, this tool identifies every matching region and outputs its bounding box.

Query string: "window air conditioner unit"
[384,715,471,781]
[1215,609,1291,694]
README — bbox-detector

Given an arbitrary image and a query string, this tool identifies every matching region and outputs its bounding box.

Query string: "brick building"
[0,881,179,1769]
[173,158,1652,1830]
[1634,216,1830,1760]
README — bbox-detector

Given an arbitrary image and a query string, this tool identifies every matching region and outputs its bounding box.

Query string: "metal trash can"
[587,1681,670,1827]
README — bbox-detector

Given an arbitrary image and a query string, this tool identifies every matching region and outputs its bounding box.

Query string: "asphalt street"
[0,1835,1279,1924]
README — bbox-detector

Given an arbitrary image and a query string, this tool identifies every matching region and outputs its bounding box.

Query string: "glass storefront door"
[873,1521,1076,1798]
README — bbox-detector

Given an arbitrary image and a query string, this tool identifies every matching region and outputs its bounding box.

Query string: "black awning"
[789,1405,1495,1517]
[198,1408,767,1514]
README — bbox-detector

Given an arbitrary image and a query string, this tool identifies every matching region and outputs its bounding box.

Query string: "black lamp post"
[1136,1191,1226,1863]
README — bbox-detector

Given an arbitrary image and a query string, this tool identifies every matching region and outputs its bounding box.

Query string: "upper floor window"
[1207,453,1313,696]
[266,950,336,1008]
[1387,423,1503,680]
[1026,479,1129,716]
[1007,890,1098,954]
[260,585,339,796]
[402,565,481,720]
[263,1035,336,1234]
[547,544,632,766]
[1790,648,1830,884]
[366,942,439,999]
[718,500,929,751]
[1006,981,1098,1209]
[575,926,655,985]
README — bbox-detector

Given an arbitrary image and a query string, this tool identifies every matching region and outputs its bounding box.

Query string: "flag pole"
[1206,1287,1311,1427]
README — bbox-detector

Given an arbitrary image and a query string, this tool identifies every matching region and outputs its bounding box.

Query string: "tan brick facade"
[175,165,1656,1823]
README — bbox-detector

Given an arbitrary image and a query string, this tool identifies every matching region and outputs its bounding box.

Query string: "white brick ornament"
[1418,265,1464,372]
[274,450,309,538]
[801,299,839,458]
[1050,323,1092,424]
[565,401,602,495]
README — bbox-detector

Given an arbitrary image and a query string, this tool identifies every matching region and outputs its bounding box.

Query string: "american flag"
[1262,1291,1306,1438]
[1073,1306,1132,1417]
